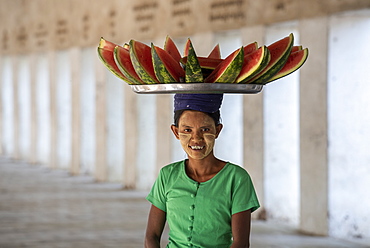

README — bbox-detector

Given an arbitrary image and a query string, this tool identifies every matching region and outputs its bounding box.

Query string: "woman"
[145,94,259,248]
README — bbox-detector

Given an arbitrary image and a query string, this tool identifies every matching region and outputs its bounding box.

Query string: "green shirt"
[146,160,260,248]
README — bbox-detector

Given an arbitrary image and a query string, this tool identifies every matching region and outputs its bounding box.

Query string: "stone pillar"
[0,57,3,155]
[299,17,329,236]
[241,25,265,219]
[156,94,172,172]
[49,51,58,169]
[95,54,107,182]
[29,54,37,164]
[70,48,81,175]
[12,56,19,160]
[123,86,138,189]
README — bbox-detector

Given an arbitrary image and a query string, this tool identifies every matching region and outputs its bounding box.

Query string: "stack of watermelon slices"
[97,33,308,85]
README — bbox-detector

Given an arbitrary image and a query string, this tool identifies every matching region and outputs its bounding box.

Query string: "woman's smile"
[173,111,222,160]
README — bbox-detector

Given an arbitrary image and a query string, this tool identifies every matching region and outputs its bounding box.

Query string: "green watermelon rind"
[129,40,159,84]
[267,48,309,83]
[180,57,223,70]
[185,40,203,83]
[113,46,143,85]
[204,47,244,83]
[251,33,294,84]
[151,43,177,83]
[236,46,270,84]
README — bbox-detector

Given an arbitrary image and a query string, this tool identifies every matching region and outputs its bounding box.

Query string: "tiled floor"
[0,157,369,248]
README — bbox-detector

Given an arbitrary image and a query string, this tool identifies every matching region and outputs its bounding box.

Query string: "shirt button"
[187,236,192,241]
[190,194,195,198]
[188,244,192,247]
[188,226,193,231]
[190,204,195,209]
[189,216,194,221]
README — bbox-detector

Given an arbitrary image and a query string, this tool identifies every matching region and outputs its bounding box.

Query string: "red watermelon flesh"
[114,45,144,85]
[248,33,294,84]
[97,38,132,83]
[164,36,182,63]
[129,40,160,84]
[152,45,185,82]
[291,45,302,53]
[99,37,116,51]
[181,56,223,70]
[267,48,309,83]
[236,46,270,84]
[183,38,191,57]
[207,44,221,59]
[243,41,258,56]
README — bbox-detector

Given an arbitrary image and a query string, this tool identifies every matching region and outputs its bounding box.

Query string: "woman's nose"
[192,131,203,141]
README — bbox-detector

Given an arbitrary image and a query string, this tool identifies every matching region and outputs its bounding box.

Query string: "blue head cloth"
[174,93,223,113]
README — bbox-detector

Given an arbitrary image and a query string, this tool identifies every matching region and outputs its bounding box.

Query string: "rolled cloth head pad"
[174,93,223,113]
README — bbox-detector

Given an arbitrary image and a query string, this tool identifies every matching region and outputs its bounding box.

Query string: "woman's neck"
[185,154,226,182]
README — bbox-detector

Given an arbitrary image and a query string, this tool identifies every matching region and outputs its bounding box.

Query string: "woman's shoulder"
[224,162,252,178]
[159,160,184,175]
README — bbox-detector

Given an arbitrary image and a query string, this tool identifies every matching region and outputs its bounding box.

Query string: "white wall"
[17,56,31,160]
[106,71,124,182]
[36,53,50,165]
[1,56,14,155]
[263,22,300,225]
[328,10,370,241]
[136,94,157,190]
[80,47,96,175]
[55,50,72,169]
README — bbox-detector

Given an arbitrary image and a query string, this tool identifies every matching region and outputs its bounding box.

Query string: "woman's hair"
[173,109,221,127]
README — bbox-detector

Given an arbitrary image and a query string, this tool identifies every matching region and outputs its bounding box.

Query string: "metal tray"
[130,83,263,94]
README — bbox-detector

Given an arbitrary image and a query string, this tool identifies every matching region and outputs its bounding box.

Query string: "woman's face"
[171,110,222,160]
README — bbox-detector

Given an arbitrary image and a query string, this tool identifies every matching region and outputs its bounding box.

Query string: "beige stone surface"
[1,0,370,54]
[299,17,329,236]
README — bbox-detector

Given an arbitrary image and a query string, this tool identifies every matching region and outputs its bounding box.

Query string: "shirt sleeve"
[146,168,167,212]
[231,169,260,215]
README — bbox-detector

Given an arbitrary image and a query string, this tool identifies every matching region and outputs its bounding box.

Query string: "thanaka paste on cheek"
[179,133,216,160]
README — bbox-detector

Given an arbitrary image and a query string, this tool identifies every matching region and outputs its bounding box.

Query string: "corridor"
[1,157,369,248]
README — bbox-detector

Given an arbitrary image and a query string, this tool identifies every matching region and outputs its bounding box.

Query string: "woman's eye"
[183,129,191,132]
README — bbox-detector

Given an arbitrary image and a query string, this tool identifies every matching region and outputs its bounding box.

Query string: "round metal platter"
[130,83,263,94]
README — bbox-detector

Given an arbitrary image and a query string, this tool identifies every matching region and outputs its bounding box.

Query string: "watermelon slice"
[291,45,302,53]
[204,47,244,83]
[236,46,271,84]
[151,43,185,83]
[97,38,133,83]
[180,57,223,70]
[207,44,221,59]
[123,43,130,50]
[129,40,160,84]
[267,48,309,83]
[114,45,144,85]
[244,41,258,56]
[164,35,182,63]
[249,33,294,84]
[185,39,203,83]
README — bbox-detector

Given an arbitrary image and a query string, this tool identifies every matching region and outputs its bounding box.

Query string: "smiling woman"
[145,93,260,248]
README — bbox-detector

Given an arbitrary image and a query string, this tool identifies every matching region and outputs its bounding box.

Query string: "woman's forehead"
[179,111,214,125]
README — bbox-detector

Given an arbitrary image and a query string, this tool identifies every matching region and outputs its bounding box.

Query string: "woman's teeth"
[190,146,204,150]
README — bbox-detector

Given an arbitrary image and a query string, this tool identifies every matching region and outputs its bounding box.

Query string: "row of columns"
[0,19,329,236]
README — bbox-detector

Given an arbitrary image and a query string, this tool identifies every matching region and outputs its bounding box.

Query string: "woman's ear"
[171,125,180,140]
[215,124,223,139]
